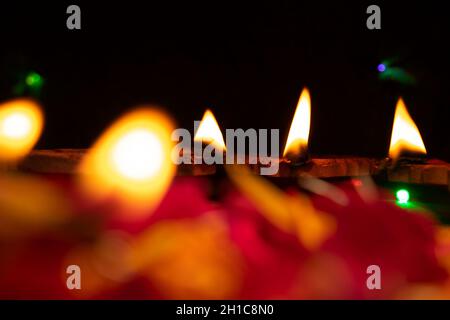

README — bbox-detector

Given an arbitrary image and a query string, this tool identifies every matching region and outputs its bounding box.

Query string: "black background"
[0,1,449,160]
[0,300,444,319]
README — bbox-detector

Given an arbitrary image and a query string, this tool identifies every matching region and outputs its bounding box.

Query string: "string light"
[377,64,386,72]
[396,189,410,204]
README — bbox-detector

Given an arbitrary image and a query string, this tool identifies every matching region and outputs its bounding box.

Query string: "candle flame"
[79,108,175,213]
[194,109,226,151]
[0,99,44,162]
[283,88,311,159]
[388,98,426,161]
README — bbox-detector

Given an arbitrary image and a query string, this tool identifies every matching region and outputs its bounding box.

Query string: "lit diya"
[385,98,449,186]
[16,91,450,189]
[77,107,176,215]
[0,93,449,300]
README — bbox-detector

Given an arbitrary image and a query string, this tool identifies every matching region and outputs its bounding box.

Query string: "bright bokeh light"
[2,113,32,138]
[377,64,386,72]
[112,129,163,180]
[283,88,311,158]
[0,99,44,162]
[388,98,426,162]
[194,109,226,151]
[396,189,410,204]
[79,108,176,214]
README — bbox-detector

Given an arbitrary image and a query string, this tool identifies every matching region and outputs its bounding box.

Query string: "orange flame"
[0,99,44,162]
[194,109,226,151]
[79,108,175,213]
[388,98,426,161]
[283,88,311,159]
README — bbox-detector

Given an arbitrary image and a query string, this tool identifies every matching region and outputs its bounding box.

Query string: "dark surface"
[0,1,449,160]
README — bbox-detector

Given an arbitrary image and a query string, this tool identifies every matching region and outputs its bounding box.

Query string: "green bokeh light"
[396,189,410,204]
[25,72,43,88]
[377,59,416,85]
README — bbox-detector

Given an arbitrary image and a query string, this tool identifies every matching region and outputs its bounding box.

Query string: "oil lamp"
[78,108,176,215]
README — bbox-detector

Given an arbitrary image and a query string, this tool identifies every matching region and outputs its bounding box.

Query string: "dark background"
[0,1,449,160]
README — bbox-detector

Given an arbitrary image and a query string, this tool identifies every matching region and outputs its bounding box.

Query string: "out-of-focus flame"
[79,108,175,213]
[194,109,226,151]
[388,98,427,161]
[0,174,71,236]
[226,165,335,251]
[129,214,243,299]
[0,99,43,162]
[283,88,311,159]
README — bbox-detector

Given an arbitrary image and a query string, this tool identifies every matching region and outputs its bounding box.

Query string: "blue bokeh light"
[377,64,386,72]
